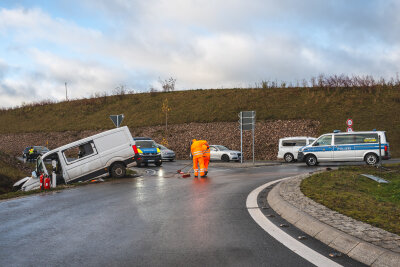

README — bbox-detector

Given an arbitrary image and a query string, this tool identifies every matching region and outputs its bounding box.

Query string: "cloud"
[0,1,400,107]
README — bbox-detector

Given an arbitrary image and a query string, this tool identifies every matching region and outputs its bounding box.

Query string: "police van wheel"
[284,153,294,163]
[365,153,378,165]
[111,163,126,178]
[155,160,162,166]
[306,155,317,166]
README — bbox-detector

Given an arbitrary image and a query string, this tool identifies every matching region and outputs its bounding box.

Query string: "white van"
[14,126,138,191]
[277,137,316,162]
[298,131,390,166]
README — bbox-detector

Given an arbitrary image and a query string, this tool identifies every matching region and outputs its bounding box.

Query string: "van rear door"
[95,129,134,166]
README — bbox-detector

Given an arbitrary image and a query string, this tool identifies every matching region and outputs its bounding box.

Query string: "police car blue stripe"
[303,143,388,152]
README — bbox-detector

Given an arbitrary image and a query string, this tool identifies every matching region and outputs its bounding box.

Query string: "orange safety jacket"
[200,142,210,159]
[191,141,204,159]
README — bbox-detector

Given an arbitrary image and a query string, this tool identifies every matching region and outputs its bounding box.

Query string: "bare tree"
[162,98,171,131]
[159,77,177,92]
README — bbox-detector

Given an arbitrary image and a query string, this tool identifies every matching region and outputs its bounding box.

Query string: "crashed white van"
[14,126,138,191]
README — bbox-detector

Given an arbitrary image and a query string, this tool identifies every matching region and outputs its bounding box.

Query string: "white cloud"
[1,1,400,107]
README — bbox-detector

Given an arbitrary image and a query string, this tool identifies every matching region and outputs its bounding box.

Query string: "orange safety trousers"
[193,156,205,177]
[203,149,210,172]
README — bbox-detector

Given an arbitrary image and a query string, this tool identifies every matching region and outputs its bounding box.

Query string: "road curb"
[267,174,400,267]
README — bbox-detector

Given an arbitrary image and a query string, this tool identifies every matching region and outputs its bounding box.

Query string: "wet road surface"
[0,160,386,266]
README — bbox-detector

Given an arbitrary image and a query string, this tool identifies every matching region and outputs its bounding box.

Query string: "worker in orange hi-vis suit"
[191,139,206,177]
[199,140,210,176]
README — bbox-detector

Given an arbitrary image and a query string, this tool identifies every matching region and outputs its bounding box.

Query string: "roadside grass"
[300,164,400,235]
[0,86,399,157]
[0,151,31,195]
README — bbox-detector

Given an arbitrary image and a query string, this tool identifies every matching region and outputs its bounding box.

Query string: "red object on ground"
[40,174,44,190]
[44,176,51,189]
[182,173,191,178]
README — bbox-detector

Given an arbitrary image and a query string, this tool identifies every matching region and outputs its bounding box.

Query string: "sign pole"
[252,121,255,165]
[240,112,243,163]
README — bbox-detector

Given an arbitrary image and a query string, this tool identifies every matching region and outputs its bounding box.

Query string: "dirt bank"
[0,120,319,161]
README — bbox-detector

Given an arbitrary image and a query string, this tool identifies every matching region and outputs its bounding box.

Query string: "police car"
[297,130,390,166]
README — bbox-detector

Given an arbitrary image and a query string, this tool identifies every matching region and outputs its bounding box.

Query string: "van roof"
[327,131,386,135]
[279,136,316,140]
[40,126,130,159]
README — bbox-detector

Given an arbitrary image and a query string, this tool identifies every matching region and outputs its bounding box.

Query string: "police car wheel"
[365,153,378,165]
[306,155,317,166]
[284,153,294,163]
[111,163,126,178]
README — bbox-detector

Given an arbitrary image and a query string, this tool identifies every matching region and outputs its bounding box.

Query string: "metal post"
[117,116,119,128]
[65,82,68,101]
[252,113,255,165]
[378,135,382,170]
[240,112,243,163]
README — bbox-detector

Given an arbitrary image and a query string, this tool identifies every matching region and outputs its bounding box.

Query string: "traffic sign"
[347,127,353,132]
[346,119,353,127]
[110,114,124,127]
[240,111,255,130]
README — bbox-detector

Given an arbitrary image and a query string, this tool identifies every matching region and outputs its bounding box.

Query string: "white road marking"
[246,177,343,267]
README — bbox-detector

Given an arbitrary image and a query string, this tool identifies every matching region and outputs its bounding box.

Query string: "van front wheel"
[111,163,126,178]
[365,153,378,165]
[306,155,317,166]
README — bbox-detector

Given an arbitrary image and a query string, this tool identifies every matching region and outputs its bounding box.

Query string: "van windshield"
[136,141,156,148]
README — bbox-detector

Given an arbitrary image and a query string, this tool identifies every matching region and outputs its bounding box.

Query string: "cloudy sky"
[0,0,399,107]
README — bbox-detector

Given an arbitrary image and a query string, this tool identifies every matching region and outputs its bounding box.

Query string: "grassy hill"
[0,86,399,156]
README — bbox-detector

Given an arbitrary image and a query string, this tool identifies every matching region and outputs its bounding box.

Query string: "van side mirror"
[313,142,319,146]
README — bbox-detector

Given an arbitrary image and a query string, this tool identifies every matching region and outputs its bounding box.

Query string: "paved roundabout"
[1,160,394,266]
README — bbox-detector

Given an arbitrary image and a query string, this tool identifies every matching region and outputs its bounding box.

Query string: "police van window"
[63,141,97,163]
[313,135,332,146]
[354,133,378,144]
[210,147,217,151]
[335,135,355,145]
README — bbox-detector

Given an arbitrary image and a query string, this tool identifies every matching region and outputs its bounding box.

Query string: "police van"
[297,131,390,166]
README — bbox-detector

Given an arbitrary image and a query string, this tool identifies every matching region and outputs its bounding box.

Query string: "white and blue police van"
[297,130,390,166]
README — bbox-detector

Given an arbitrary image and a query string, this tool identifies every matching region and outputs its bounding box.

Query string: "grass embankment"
[0,151,30,195]
[301,165,400,235]
[0,86,399,156]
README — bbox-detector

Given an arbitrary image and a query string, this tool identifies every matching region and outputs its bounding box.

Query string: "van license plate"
[148,160,154,162]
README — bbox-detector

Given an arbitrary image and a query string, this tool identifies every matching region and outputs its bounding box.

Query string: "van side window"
[282,140,306,146]
[354,133,378,144]
[282,141,296,146]
[63,141,97,163]
[313,135,332,146]
[335,135,355,145]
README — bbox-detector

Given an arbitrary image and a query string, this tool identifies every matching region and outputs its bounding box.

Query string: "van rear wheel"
[284,153,294,163]
[365,153,378,165]
[111,163,126,178]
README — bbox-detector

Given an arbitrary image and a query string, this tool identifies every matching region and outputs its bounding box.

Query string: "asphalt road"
[1,160,396,266]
